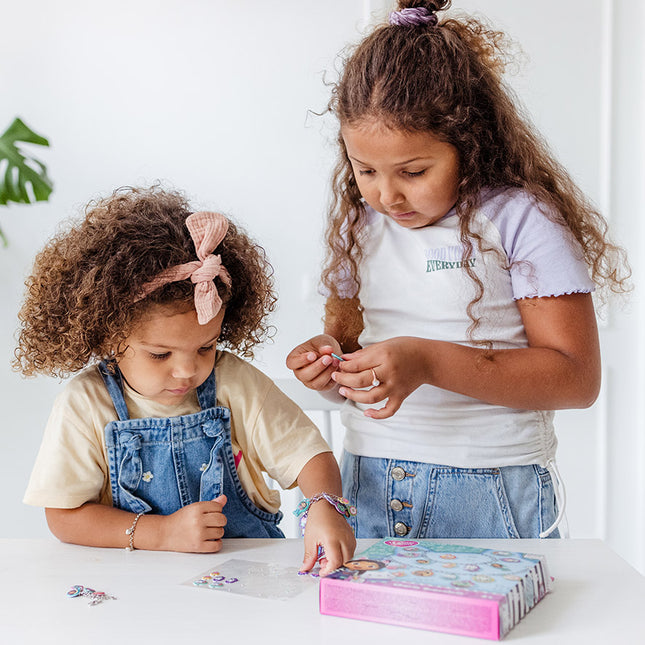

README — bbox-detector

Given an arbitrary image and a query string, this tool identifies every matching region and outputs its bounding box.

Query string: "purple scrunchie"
[389,7,438,27]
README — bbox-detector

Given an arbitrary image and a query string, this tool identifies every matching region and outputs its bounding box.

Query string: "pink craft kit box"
[319,539,552,640]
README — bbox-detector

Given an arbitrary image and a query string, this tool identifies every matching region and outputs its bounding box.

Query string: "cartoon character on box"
[335,558,390,583]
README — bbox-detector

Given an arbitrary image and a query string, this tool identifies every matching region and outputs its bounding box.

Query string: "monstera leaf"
[0,117,53,245]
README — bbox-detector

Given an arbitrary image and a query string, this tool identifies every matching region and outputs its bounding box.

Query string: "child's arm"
[331,292,600,419]
[45,495,228,553]
[296,452,356,576]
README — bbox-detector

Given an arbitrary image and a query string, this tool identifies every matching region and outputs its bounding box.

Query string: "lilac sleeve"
[485,192,595,300]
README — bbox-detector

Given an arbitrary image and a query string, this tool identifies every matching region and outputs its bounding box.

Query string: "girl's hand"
[332,337,428,419]
[157,495,228,553]
[286,334,344,391]
[300,500,356,576]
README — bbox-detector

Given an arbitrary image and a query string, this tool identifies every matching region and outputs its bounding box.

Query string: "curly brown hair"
[323,0,630,335]
[14,185,277,378]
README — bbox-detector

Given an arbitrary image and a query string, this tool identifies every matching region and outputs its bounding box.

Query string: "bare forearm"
[296,452,343,498]
[45,497,227,553]
[419,338,600,410]
[46,504,165,550]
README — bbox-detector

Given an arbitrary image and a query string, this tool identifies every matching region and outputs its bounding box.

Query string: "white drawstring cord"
[540,459,569,538]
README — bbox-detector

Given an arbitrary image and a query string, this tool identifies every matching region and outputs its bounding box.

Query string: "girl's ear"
[112,341,133,363]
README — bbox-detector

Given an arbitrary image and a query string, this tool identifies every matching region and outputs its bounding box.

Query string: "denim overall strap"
[98,360,130,421]
[196,364,217,410]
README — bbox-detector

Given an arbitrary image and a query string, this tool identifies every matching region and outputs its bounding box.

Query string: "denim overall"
[99,361,284,538]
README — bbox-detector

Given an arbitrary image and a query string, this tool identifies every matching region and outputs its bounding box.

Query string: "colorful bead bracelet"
[293,493,357,532]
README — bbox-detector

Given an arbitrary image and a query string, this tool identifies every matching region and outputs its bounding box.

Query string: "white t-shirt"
[24,351,331,514]
[342,188,594,468]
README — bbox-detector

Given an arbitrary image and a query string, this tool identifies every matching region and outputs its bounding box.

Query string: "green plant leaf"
[0,117,53,206]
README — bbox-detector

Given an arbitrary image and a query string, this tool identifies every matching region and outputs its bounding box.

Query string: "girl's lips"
[167,387,190,395]
[389,211,416,219]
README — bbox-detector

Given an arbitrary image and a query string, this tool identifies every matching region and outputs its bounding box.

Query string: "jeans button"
[390,499,404,512]
[391,466,406,481]
[394,522,409,536]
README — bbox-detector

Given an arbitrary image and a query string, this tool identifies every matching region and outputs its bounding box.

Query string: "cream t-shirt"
[24,351,330,514]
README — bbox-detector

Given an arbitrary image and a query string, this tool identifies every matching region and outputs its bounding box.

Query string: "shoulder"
[46,365,117,441]
[214,351,282,412]
[214,351,328,464]
[25,365,111,508]
[214,351,319,425]
[476,187,573,259]
[55,365,113,412]
[476,188,594,298]
[215,351,274,391]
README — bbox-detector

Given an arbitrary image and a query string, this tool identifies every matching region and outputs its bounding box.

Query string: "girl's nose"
[172,356,197,379]
[379,178,404,209]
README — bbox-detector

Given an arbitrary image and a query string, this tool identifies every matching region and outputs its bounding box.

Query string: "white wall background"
[1,1,643,574]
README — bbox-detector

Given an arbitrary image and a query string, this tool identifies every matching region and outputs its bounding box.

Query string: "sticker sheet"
[184,558,320,600]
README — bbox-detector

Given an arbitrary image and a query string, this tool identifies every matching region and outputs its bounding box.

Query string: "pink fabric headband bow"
[136,211,232,324]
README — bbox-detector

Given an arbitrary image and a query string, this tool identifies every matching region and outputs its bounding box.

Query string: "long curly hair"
[323,0,630,334]
[14,186,277,378]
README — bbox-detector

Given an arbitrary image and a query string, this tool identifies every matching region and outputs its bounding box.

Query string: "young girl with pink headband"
[17,186,355,573]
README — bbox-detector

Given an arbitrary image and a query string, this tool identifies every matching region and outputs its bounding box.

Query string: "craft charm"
[67,585,117,606]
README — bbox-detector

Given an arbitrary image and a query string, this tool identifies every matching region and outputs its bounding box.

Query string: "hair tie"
[389,7,438,27]
[135,211,232,325]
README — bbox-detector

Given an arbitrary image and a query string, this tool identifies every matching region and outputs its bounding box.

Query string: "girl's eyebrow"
[393,156,428,166]
[349,154,430,166]
[140,336,219,351]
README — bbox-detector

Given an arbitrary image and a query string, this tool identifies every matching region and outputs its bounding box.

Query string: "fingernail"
[338,387,347,397]
[321,355,332,366]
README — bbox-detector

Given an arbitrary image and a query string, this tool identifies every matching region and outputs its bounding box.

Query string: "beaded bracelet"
[293,493,357,533]
[125,512,144,551]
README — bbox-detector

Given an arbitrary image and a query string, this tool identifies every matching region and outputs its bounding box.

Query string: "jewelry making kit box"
[319,539,552,640]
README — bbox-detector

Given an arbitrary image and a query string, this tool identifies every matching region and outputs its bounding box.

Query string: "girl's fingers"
[294,357,342,391]
[335,377,385,400]
[317,544,341,575]
[205,512,227,528]
[333,369,381,391]
[286,339,340,370]
[363,397,402,419]
[286,347,318,370]
[204,526,225,540]
[299,364,331,387]
[300,543,321,572]
[341,540,355,566]
[333,353,367,373]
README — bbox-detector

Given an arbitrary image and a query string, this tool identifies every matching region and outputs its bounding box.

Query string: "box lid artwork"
[319,539,553,640]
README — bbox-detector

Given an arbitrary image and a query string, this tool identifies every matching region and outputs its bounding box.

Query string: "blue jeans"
[340,450,560,539]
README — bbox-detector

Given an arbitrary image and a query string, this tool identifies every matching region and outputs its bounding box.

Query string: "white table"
[1,537,643,643]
